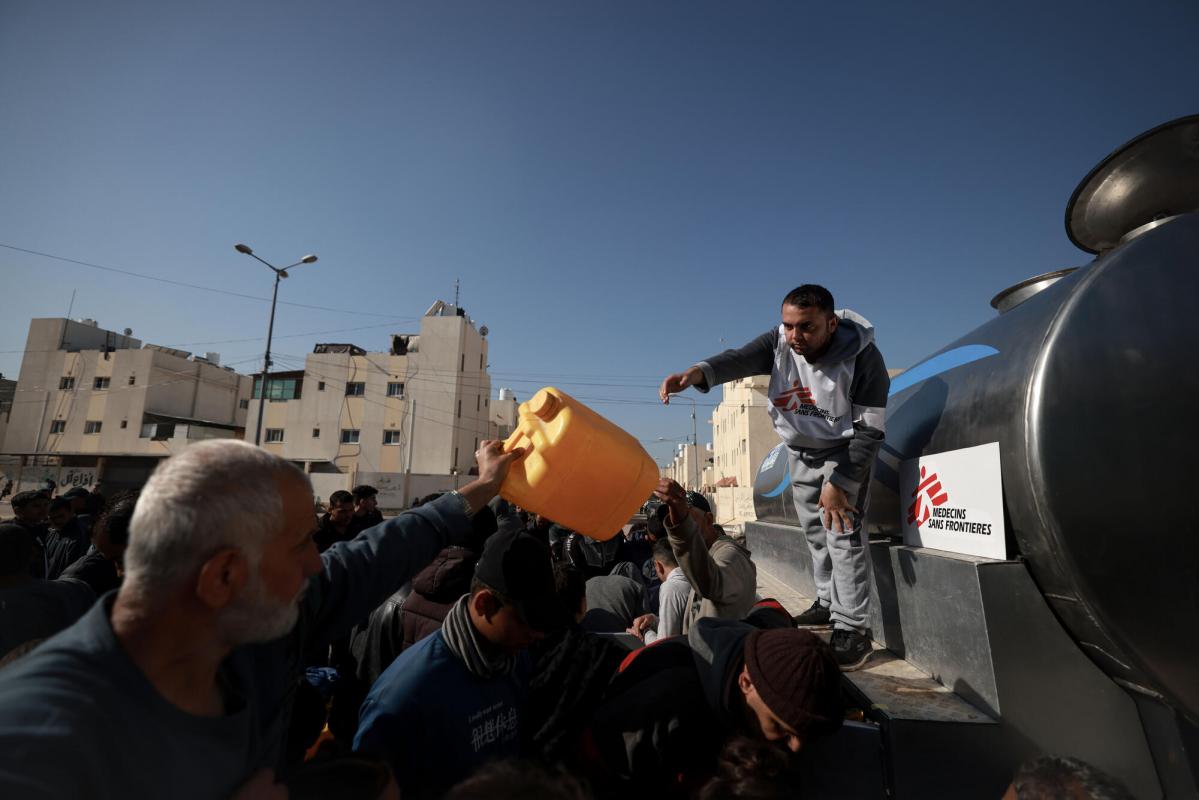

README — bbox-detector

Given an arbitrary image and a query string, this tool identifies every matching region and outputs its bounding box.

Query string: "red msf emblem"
[771,381,815,413]
[907,466,949,527]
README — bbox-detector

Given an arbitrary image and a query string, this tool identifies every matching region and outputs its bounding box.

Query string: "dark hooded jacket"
[400,546,479,652]
[585,609,792,797]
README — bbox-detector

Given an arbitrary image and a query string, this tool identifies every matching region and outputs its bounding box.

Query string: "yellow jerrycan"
[500,387,659,541]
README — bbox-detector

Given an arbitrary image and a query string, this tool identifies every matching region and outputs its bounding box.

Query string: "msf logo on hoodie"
[771,381,815,413]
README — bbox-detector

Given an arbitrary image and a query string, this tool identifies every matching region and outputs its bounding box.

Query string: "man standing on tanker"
[659,284,889,670]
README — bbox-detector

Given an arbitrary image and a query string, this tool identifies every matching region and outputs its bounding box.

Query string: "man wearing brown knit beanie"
[740,627,843,751]
[584,615,843,796]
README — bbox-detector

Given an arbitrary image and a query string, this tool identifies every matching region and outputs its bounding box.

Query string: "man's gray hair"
[124,439,309,597]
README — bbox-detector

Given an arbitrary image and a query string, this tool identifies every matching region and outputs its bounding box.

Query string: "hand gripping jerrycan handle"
[499,387,659,541]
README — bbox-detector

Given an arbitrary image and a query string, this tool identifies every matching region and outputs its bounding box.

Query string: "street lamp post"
[683,396,699,491]
[662,398,701,490]
[235,244,318,446]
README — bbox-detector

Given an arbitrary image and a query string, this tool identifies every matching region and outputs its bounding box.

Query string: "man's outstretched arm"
[659,330,777,403]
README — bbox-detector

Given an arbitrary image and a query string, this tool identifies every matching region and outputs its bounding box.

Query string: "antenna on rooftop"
[454,278,460,308]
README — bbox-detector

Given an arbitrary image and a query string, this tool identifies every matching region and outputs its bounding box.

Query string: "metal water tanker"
[755,115,1199,724]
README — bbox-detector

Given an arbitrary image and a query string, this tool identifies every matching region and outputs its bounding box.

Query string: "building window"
[50,420,66,434]
[476,395,480,412]
[120,420,128,429]
[345,382,365,397]
[93,377,110,390]
[460,354,465,372]
[265,428,284,443]
[387,382,405,398]
[140,422,175,440]
[454,447,459,468]
[383,430,402,445]
[240,398,249,409]
[84,421,102,434]
[312,428,321,438]
[474,437,478,451]
[318,381,326,391]
[457,399,462,418]
[253,377,303,401]
[341,429,360,444]
[479,353,484,369]
[59,376,75,391]
[128,374,136,385]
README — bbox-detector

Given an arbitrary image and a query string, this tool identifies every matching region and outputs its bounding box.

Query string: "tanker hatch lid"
[990,268,1079,314]
[1066,114,1199,254]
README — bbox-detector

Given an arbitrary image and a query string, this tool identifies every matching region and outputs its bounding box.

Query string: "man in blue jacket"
[660,284,890,670]
[354,526,561,800]
[0,437,525,799]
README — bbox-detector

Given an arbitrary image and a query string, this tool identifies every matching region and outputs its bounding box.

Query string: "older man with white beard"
[0,438,525,799]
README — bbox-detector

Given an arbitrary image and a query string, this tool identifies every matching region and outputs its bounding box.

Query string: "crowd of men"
[0,286,1133,798]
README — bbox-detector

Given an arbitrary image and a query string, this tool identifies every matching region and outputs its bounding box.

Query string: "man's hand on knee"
[819,482,855,534]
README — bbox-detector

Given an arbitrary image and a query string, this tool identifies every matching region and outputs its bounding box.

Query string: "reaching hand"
[456,440,530,516]
[653,478,690,526]
[627,613,658,641]
[475,440,528,490]
[659,366,704,404]
[819,481,855,534]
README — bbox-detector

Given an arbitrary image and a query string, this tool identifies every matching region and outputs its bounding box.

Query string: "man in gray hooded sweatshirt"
[659,284,889,670]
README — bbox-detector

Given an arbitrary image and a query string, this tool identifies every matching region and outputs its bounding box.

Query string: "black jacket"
[312,514,353,553]
[586,609,793,796]
[346,509,385,538]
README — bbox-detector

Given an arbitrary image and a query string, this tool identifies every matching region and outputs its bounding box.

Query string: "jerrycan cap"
[528,389,561,421]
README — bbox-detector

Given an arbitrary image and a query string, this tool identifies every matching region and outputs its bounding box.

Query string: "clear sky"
[1,0,1196,466]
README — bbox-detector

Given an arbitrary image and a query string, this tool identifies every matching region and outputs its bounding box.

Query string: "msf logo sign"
[772,381,815,413]
[907,466,949,528]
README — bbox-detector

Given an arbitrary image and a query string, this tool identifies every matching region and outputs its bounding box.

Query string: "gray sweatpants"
[787,446,872,633]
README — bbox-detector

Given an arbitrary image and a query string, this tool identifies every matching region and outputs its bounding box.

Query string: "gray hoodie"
[696,309,889,493]
[666,514,757,633]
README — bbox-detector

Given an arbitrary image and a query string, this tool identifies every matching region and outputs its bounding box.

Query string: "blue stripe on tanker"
[888,344,1000,397]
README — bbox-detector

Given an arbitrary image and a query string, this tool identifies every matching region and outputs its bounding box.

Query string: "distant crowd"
[0,442,1133,799]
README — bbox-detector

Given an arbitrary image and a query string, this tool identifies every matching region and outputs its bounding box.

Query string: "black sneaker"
[830,629,872,671]
[792,600,832,628]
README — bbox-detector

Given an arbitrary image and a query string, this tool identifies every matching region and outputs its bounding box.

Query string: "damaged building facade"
[246,300,519,509]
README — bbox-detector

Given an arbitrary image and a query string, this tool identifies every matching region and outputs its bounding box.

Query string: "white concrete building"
[709,375,777,530]
[246,300,511,507]
[490,387,520,440]
[663,441,709,492]
[1,318,253,492]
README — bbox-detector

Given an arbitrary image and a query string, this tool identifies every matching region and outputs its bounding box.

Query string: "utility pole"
[688,396,699,491]
[403,396,417,507]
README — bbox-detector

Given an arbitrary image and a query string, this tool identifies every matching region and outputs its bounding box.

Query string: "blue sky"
[1,0,1196,466]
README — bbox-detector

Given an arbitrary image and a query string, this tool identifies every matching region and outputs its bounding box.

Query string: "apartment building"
[1,318,253,492]
[247,300,516,507]
[662,441,711,492]
[708,375,777,530]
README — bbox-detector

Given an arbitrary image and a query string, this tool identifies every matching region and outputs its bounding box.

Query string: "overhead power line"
[0,242,401,318]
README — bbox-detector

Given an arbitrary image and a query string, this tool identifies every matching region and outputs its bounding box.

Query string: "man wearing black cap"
[651,478,756,634]
[354,527,561,799]
[61,486,91,516]
[8,490,51,578]
[587,614,843,795]
[44,497,92,579]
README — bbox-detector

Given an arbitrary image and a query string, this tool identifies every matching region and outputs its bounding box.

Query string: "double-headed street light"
[235,243,318,446]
